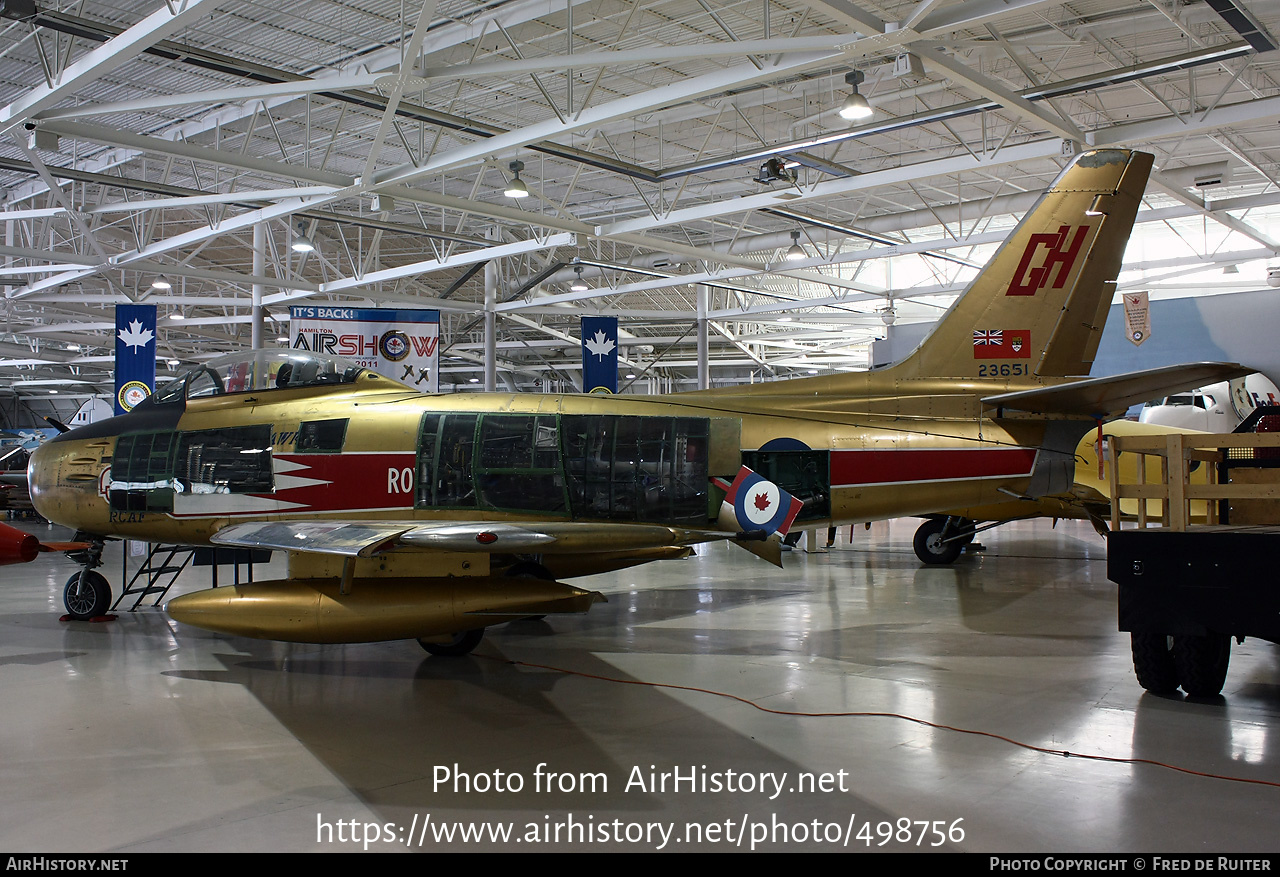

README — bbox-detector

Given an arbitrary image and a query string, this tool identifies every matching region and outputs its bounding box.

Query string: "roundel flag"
[720,466,803,536]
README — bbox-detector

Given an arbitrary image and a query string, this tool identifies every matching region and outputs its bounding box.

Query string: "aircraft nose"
[27,441,55,517]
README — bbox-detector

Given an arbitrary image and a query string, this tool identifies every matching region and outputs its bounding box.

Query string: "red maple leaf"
[753,492,771,512]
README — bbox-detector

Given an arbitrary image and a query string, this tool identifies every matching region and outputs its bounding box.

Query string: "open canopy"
[151,350,391,405]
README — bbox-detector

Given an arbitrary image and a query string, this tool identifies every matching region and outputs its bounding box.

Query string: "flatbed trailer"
[1106,417,1280,696]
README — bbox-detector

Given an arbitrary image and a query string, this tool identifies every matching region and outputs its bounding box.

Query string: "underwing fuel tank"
[165,576,605,643]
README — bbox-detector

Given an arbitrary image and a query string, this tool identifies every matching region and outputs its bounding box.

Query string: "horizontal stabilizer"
[983,362,1252,418]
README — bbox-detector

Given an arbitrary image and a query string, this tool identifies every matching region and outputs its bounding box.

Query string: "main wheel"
[63,570,111,620]
[913,518,963,565]
[1130,631,1179,694]
[418,628,484,657]
[1174,633,1231,697]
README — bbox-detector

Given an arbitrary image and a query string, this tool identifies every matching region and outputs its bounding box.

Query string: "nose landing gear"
[62,538,110,621]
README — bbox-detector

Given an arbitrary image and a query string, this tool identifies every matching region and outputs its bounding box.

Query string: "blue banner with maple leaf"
[581,316,618,394]
[114,304,157,415]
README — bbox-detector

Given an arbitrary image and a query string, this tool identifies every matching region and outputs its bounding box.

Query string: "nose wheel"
[62,538,110,621]
[63,569,112,620]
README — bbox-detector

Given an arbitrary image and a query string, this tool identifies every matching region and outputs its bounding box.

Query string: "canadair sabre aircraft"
[28,148,1248,655]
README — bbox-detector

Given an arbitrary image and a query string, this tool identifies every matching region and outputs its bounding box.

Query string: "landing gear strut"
[63,538,110,620]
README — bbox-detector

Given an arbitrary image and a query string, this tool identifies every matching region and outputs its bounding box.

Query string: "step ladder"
[112,543,194,611]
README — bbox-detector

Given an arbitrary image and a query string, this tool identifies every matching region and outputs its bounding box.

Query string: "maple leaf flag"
[118,319,154,350]
[580,315,618,393]
[585,330,616,361]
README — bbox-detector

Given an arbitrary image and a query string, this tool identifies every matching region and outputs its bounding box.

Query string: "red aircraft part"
[0,521,40,565]
[0,521,88,566]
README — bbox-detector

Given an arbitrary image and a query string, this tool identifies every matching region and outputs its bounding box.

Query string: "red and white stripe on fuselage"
[169,452,417,518]
[829,447,1038,489]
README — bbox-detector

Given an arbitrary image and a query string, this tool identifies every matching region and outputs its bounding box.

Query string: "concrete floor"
[2,516,1278,853]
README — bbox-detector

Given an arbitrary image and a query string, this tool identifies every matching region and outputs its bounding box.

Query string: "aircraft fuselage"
[30,369,1049,551]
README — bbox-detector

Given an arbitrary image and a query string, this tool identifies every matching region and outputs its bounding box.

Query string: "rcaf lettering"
[387,467,414,494]
[1007,224,1090,296]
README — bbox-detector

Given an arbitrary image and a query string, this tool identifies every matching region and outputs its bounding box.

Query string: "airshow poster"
[289,306,440,393]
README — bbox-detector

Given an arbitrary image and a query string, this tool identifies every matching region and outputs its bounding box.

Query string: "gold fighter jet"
[28,148,1249,655]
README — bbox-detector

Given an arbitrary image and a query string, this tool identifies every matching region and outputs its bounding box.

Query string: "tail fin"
[900,148,1152,381]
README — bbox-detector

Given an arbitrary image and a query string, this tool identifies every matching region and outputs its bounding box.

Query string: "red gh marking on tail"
[754,492,772,511]
[1007,225,1089,296]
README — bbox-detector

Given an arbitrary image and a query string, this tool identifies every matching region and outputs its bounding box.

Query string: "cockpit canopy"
[151,350,383,405]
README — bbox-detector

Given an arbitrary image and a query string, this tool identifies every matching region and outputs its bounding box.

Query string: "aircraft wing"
[209,519,738,557]
[983,362,1253,418]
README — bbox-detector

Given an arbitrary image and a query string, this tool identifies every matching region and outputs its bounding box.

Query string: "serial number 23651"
[978,363,1028,378]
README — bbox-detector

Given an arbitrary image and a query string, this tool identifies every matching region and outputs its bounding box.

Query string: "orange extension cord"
[480,653,1280,790]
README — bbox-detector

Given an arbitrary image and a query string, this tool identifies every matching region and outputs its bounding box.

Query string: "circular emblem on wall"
[379,330,411,362]
[117,380,151,412]
[588,386,614,395]
[1131,330,1144,342]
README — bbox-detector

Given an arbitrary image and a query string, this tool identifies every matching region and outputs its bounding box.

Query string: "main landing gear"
[62,538,110,621]
[418,628,485,657]
[913,516,977,565]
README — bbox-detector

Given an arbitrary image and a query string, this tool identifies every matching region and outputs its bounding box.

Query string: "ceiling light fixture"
[785,230,807,261]
[570,266,589,291]
[504,160,530,199]
[150,275,171,291]
[291,221,315,253]
[837,70,873,121]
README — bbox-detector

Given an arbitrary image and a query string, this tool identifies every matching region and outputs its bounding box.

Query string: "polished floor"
[2,517,1278,853]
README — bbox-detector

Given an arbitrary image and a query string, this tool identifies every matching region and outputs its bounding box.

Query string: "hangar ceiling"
[1,0,1279,404]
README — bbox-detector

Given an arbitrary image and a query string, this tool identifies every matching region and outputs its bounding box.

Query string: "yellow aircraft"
[27,148,1248,655]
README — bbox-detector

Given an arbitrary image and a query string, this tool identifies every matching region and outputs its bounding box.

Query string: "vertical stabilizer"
[901,149,1152,381]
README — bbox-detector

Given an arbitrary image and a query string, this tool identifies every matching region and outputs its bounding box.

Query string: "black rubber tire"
[418,628,484,657]
[63,570,111,620]
[1174,633,1231,697]
[913,518,963,565]
[1130,631,1179,694]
